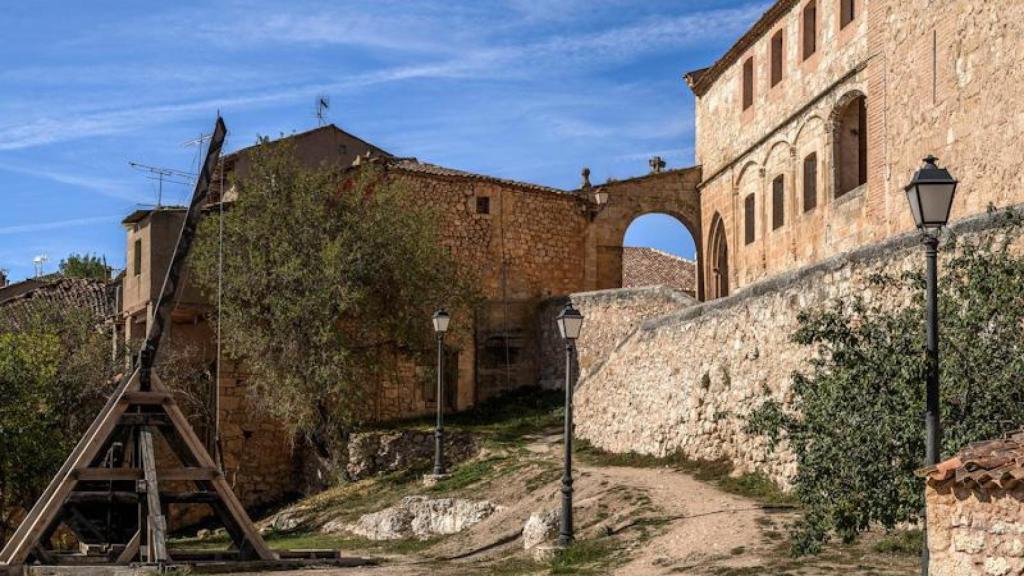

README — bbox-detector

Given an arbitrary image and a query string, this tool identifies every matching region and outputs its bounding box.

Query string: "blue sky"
[0,0,768,282]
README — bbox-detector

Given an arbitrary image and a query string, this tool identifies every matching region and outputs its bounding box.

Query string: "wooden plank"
[117,414,172,428]
[120,392,173,406]
[67,491,219,505]
[115,530,140,564]
[73,468,218,482]
[151,374,275,561]
[0,370,138,565]
[139,429,167,564]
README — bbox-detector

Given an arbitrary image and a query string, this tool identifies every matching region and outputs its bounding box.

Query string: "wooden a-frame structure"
[0,117,276,573]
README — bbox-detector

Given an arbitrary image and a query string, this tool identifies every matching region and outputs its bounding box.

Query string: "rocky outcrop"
[332,496,500,540]
[346,430,479,480]
[522,509,559,550]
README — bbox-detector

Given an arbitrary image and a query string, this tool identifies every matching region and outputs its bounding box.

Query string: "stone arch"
[586,167,703,298]
[707,212,730,299]
[830,89,868,198]
[733,159,762,192]
[794,115,826,214]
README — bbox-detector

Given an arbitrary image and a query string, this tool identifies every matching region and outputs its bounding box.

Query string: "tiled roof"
[385,158,568,195]
[0,277,118,331]
[622,247,697,296]
[918,431,1024,489]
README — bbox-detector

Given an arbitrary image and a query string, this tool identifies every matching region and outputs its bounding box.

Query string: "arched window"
[744,194,756,244]
[772,175,785,229]
[835,94,867,197]
[708,214,729,299]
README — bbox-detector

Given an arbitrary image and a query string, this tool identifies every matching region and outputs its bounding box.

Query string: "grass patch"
[169,531,437,555]
[575,440,796,507]
[428,457,501,492]
[360,387,564,446]
[550,539,617,574]
[872,529,923,556]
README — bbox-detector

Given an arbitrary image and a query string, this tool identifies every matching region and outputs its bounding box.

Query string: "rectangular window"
[840,0,856,29]
[744,194,756,245]
[772,176,785,230]
[133,239,142,276]
[803,153,818,212]
[742,57,754,110]
[770,31,784,87]
[476,196,490,214]
[857,97,868,186]
[802,1,817,59]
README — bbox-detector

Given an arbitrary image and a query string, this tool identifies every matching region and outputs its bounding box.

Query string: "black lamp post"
[432,309,451,476]
[904,155,958,576]
[556,303,584,547]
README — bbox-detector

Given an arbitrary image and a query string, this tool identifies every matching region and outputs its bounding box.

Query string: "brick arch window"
[834,94,867,198]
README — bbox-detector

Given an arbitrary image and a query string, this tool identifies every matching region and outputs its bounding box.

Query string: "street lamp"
[432,309,450,476]
[904,155,958,576]
[556,303,583,547]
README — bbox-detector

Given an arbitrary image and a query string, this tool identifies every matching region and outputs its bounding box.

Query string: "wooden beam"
[118,414,172,428]
[120,392,173,405]
[115,530,140,564]
[151,374,275,561]
[73,467,219,482]
[68,491,219,504]
[139,429,168,564]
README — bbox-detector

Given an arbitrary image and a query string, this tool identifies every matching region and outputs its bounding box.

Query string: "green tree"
[747,209,1024,554]
[0,304,121,545]
[190,141,479,464]
[59,253,109,280]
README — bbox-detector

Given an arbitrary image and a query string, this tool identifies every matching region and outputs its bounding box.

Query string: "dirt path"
[232,431,915,575]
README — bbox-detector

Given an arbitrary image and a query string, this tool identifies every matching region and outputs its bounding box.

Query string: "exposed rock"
[523,509,559,550]
[337,496,500,541]
[346,431,479,480]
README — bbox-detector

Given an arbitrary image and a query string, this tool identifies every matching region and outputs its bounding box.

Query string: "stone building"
[621,247,696,296]
[919,432,1024,576]
[686,0,1024,299]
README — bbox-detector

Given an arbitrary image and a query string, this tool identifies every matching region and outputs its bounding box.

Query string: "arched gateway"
[584,166,705,299]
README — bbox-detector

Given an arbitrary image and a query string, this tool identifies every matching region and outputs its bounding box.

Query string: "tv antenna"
[32,254,48,277]
[128,161,196,208]
[315,95,330,127]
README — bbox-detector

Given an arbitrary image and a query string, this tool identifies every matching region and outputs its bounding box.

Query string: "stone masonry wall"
[537,286,696,390]
[926,483,1024,576]
[574,207,1024,487]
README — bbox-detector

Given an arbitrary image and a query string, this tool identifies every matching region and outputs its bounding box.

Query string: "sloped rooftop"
[918,431,1024,489]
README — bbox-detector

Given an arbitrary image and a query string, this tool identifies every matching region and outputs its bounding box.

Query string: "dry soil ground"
[177,398,919,575]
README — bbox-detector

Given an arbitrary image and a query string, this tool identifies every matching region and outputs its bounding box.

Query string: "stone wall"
[926,484,1024,576]
[573,207,1024,487]
[537,286,696,390]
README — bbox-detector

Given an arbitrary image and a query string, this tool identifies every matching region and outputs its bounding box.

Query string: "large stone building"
[686,0,1023,298]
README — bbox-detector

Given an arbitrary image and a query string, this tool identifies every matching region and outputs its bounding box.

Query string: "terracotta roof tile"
[918,431,1024,489]
[0,277,118,331]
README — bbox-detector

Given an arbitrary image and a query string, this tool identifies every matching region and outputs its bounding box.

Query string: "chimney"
[649,156,666,174]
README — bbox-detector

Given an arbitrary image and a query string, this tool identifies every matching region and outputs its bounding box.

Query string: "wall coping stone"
[566,284,698,306]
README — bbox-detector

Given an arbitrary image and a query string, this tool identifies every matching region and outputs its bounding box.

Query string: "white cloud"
[0,214,123,236]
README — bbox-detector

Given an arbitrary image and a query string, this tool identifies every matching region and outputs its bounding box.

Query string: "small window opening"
[742,57,754,110]
[133,239,142,276]
[476,196,490,214]
[770,31,784,87]
[772,176,785,229]
[802,1,817,59]
[840,0,856,29]
[803,153,818,212]
[744,194,756,245]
